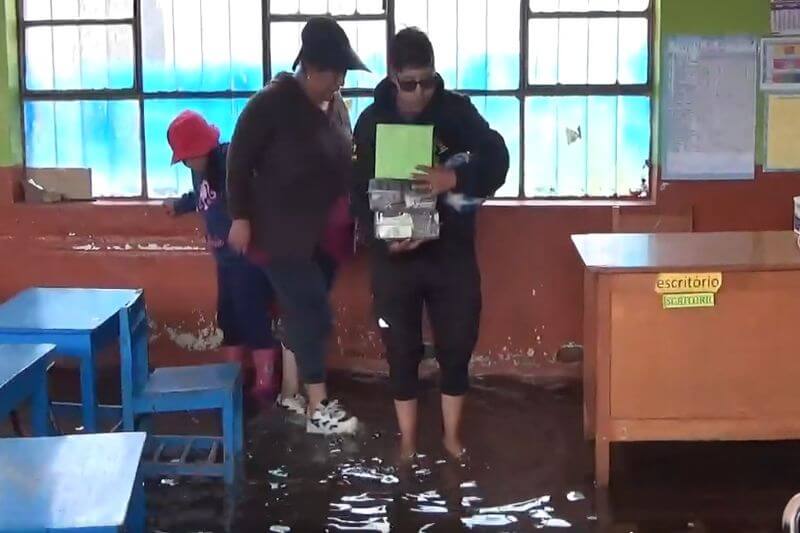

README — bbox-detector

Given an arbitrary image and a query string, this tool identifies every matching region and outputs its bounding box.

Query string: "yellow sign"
[655,272,722,294]
[662,293,715,309]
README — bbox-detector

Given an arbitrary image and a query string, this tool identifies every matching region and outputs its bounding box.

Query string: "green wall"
[0,0,21,167]
[658,0,771,165]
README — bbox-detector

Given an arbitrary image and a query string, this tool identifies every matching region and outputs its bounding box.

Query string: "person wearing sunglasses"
[351,28,509,460]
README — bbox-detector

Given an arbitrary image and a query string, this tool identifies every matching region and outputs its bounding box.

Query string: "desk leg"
[80,341,99,433]
[126,472,146,533]
[595,437,610,488]
[31,370,51,437]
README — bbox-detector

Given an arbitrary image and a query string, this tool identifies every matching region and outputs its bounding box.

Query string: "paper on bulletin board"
[374,124,433,180]
[662,35,758,181]
[772,0,800,34]
[766,94,800,171]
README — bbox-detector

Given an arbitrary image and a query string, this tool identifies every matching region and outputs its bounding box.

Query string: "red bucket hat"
[167,110,221,165]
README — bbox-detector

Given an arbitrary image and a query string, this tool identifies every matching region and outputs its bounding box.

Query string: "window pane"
[270,21,386,89]
[531,0,647,11]
[357,0,384,14]
[143,98,249,198]
[557,18,588,84]
[469,96,520,198]
[618,0,649,11]
[395,0,520,90]
[528,19,558,84]
[23,0,132,20]
[529,0,559,12]
[559,0,589,11]
[142,0,263,92]
[588,18,618,84]
[299,0,328,14]
[525,96,650,197]
[618,17,648,84]
[271,0,299,14]
[524,97,558,197]
[345,96,373,130]
[586,96,617,196]
[589,0,618,10]
[329,0,357,15]
[24,100,141,197]
[25,25,134,90]
[616,95,650,195]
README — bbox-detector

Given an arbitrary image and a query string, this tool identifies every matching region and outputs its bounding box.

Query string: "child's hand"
[163,199,177,217]
[228,219,251,255]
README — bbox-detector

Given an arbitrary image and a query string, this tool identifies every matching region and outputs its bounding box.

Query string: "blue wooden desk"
[0,288,142,433]
[0,432,147,532]
[0,344,56,436]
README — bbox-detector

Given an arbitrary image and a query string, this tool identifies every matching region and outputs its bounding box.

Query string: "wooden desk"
[573,231,800,486]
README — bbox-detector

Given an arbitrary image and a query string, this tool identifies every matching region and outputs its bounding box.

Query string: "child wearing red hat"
[165,110,281,405]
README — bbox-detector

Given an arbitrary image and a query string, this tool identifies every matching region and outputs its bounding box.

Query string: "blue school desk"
[0,288,142,433]
[0,343,56,436]
[0,432,147,532]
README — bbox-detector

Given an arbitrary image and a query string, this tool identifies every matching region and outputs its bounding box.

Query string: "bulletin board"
[661,35,758,181]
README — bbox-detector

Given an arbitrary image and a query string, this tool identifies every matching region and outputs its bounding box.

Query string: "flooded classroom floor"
[4,368,800,532]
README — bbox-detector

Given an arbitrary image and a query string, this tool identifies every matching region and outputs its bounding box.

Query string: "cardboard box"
[25,168,92,200]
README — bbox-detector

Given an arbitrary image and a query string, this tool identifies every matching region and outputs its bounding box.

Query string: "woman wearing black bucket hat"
[226,17,368,435]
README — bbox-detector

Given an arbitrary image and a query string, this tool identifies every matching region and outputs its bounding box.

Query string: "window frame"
[16,0,654,201]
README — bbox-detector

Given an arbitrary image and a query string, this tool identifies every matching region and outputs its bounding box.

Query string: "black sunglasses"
[396,76,437,92]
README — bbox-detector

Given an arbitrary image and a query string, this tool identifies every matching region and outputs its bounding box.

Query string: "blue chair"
[118,293,243,484]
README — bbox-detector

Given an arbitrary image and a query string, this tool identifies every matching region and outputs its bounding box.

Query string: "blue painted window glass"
[143,98,249,198]
[141,0,263,92]
[25,25,134,90]
[270,0,384,15]
[270,20,386,89]
[24,100,142,197]
[525,95,650,197]
[394,0,520,91]
[23,0,133,21]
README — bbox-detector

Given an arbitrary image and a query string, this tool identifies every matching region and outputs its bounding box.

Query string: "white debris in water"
[418,524,435,532]
[435,459,447,465]
[461,514,519,529]
[414,468,432,477]
[160,478,178,487]
[479,496,550,514]
[459,481,478,489]
[566,490,586,502]
[411,505,449,514]
[461,496,484,507]
[269,467,288,478]
[378,318,390,329]
[380,475,399,484]
[270,526,291,533]
[542,518,572,528]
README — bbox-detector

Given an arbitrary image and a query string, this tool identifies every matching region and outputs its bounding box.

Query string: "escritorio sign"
[654,273,723,294]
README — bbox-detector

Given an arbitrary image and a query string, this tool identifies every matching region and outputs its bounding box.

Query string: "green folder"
[374,123,434,180]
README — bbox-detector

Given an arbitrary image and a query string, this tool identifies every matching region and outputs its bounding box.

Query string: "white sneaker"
[276,393,307,416]
[306,399,359,435]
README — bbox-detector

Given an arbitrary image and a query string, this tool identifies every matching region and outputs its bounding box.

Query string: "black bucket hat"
[292,17,370,73]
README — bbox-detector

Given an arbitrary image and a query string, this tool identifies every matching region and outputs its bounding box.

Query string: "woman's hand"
[388,239,424,254]
[228,219,251,254]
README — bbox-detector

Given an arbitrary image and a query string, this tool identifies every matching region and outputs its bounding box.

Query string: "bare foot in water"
[443,436,466,461]
[399,440,417,464]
